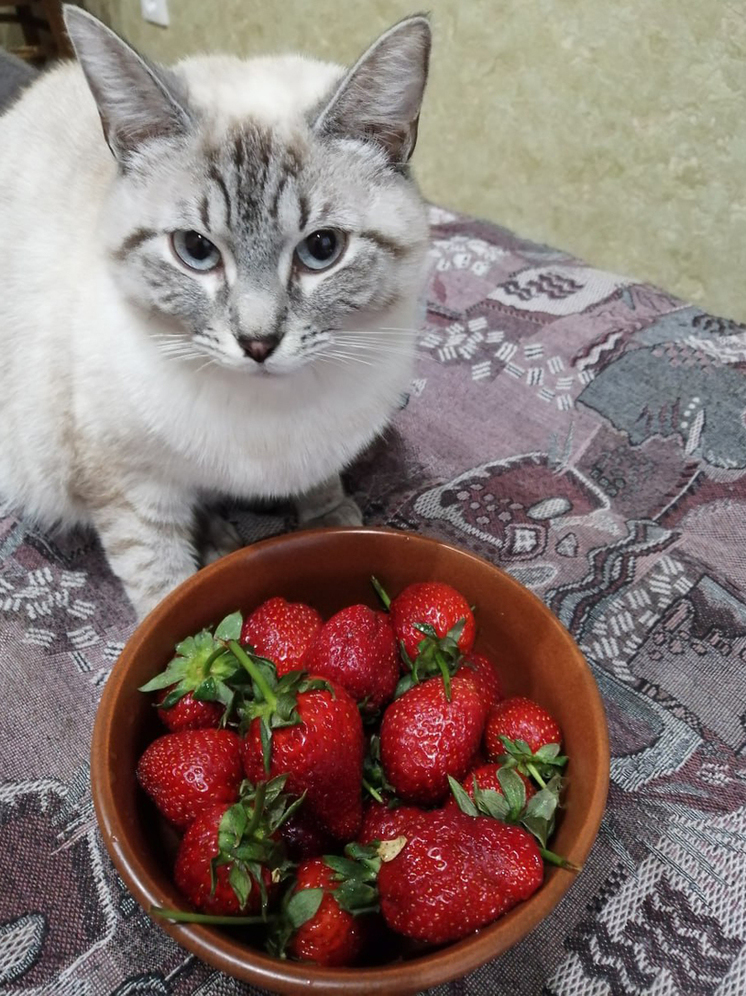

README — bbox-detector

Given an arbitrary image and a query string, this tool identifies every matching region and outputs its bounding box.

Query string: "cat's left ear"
[63,5,193,164]
[313,14,431,166]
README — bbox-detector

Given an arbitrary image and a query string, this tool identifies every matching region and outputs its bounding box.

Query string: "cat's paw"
[300,496,364,529]
[200,515,244,565]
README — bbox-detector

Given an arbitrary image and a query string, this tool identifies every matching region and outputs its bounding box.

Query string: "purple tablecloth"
[2,204,746,995]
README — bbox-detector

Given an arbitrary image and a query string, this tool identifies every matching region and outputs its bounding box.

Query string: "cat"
[0,7,431,618]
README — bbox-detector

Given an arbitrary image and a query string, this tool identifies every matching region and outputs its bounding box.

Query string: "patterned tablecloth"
[2,203,746,996]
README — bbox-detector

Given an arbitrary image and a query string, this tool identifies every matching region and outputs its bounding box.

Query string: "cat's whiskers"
[152,337,216,367]
[329,327,426,339]
[316,348,378,368]
[331,335,417,357]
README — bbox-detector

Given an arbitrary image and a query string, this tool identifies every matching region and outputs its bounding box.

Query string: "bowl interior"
[91,527,609,996]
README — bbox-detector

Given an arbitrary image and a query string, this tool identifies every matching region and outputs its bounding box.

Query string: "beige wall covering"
[11,1,746,319]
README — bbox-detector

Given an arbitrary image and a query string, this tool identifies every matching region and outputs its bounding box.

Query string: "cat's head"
[64,7,431,377]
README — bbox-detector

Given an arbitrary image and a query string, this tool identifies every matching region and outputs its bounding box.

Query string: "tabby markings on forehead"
[199,194,210,233]
[208,163,232,229]
[269,171,290,221]
[298,193,309,233]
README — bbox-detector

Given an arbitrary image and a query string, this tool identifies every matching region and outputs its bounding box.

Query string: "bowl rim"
[91,526,610,996]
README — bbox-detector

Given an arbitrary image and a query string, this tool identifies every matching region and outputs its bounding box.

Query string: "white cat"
[0,7,430,617]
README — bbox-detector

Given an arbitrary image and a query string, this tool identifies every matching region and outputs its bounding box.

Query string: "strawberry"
[173,779,293,915]
[445,763,535,810]
[484,696,562,757]
[302,604,399,714]
[156,689,223,732]
[357,802,429,845]
[139,610,249,724]
[458,651,504,707]
[240,597,322,676]
[379,673,488,806]
[136,728,243,830]
[276,857,367,966]
[447,765,578,871]
[386,581,476,663]
[377,809,543,944]
[234,643,364,840]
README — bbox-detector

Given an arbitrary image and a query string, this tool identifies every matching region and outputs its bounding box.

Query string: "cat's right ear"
[63,5,193,165]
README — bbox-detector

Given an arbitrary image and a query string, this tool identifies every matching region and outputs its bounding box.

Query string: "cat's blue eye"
[171,230,222,272]
[295,229,345,272]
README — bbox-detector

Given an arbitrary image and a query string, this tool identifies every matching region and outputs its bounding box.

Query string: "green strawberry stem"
[361,777,384,804]
[436,654,452,701]
[229,641,277,709]
[348,905,380,917]
[526,762,547,789]
[370,576,391,611]
[151,906,278,925]
[244,780,267,838]
[539,848,581,872]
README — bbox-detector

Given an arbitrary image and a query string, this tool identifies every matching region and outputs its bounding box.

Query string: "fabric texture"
[2,203,746,995]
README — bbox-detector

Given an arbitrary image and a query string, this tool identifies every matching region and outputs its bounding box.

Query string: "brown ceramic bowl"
[91,526,609,996]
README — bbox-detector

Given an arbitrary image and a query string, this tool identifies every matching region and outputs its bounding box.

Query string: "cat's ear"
[63,5,193,163]
[313,14,431,166]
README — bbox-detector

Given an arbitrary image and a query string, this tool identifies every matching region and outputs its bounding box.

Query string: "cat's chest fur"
[92,303,406,501]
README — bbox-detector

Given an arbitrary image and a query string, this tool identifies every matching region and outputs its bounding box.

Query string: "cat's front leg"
[89,482,198,618]
[295,474,363,528]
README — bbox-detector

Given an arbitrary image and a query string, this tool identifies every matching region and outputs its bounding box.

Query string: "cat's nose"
[238,335,280,363]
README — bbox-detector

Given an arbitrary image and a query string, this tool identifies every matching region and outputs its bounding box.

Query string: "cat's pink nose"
[239,336,279,363]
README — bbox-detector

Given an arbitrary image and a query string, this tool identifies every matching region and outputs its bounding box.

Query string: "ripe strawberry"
[173,780,292,915]
[235,643,364,840]
[445,763,535,810]
[379,673,488,806]
[357,802,429,845]
[136,728,243,830]
[377,809,543,944]
[458,651,504,707]
[156,689,223,732]
[388,581,476,663]
[484,696,562,758]
[447,764,578,871]
[240,597,322,676]
[282,858,366,966]
[139,610,248,724]
[303,604,399,714]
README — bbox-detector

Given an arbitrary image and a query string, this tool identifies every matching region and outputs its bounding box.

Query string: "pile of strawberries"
[135,579,573,966]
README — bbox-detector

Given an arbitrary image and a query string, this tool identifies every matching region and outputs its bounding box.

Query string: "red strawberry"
[173,780,290,915]
[303,604,399,714]
[236,643,364,840]
[458,651,504,707]
[446,763,577,871]
[379,673,488,806]
[388,581,475,663]
[484,696,562,758]
[139,610,248,725]
[156,689,223,732]
[357,802,429,845]
[240,597,322,676]
[283,857,366,966]
[136,728,243,830]
[446,762,535,809]
[377,809,543,944]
